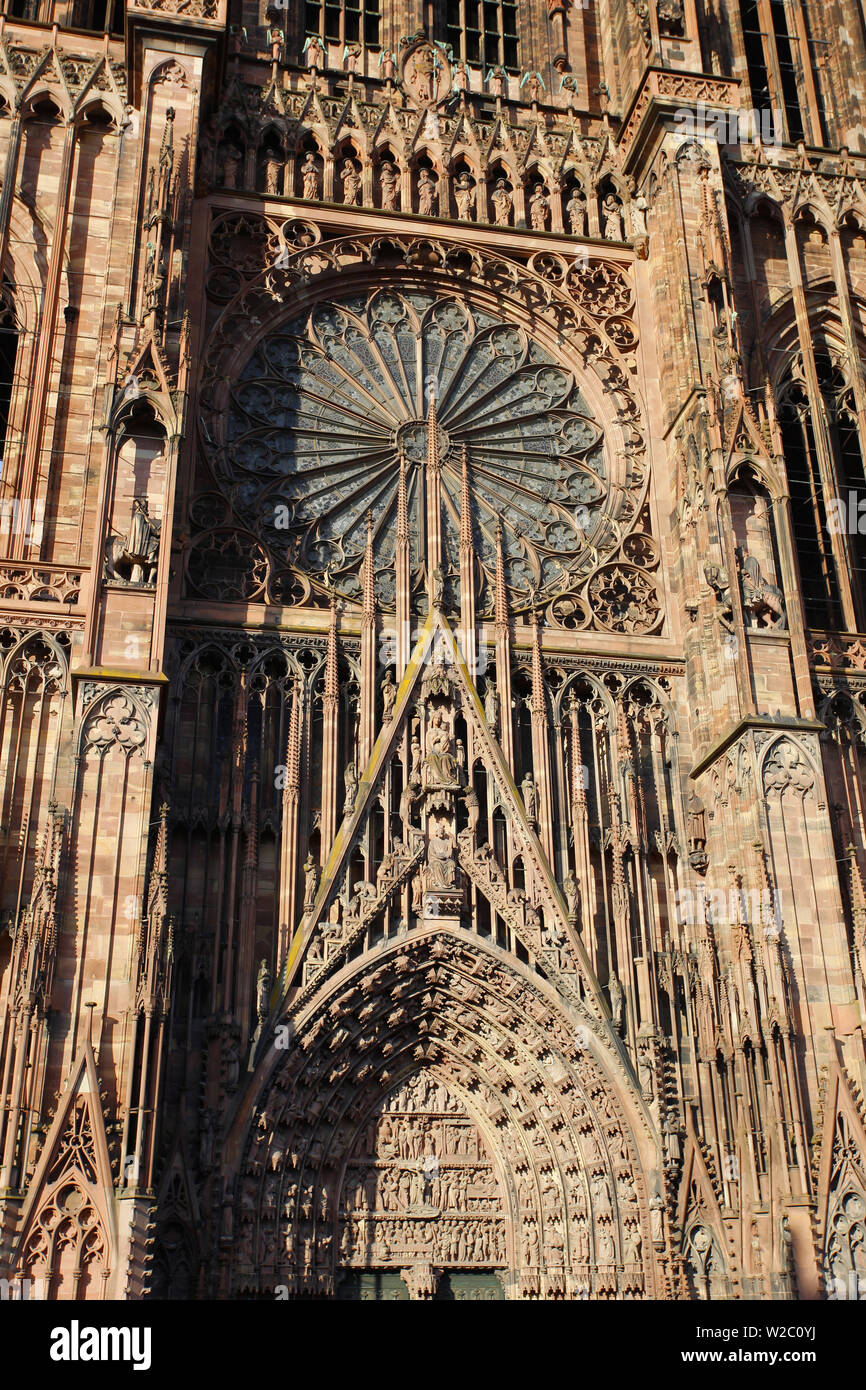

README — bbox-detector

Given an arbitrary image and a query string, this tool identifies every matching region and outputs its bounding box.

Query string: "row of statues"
[221,140,642,240]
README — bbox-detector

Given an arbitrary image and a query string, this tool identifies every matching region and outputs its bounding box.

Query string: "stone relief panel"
[338,1072,507,1274]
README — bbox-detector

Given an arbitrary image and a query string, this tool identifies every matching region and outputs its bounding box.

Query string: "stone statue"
[301,152,321,201]
[263,153,282,195]
[566,188,587,236]
[602,193,625,241]
[342,41,361,74]
[431,563,445,608]
[106,497,161,585]
[427,817,457,889]
[487,65,506,98]
[303,34,325,69]
[484,679,500,731]
[630,193,649,237]
[303,852,318,909]
[410,733,422,781]
[454,171,475,220]
[381,668,397,719]
[424,709,459,787]
[343,760,358,815]
[563,871,579,920]
[608,970,625,1034]
[198,1108,215,1174]
[256,958,271,1019]
[378,49,396,82]
[740,551,784,628]
[222,143,242,189]
[340,158,361,206]
[417,168,437,217]
[521,771,537,821]
[491,179,512,226]
[528,184,549,231]
[464,786,480,836]
[379,160,399,211]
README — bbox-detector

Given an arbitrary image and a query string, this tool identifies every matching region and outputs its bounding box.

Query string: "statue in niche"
[521,771,537,822]
[454,171,475,220]
[563,871,579,921]
[464,786,480,837]
[379,160,399,211]
[565,187,587,236]
[483,678,500,731]
[602,193,625,241]
[431,563,445,607]
[608,971,625,1034]
[301,152,321,200]
[222,143,243,189]
[427,816,457,890]
[256,959,270,1020]
[106,496,161,585]
[381,668,397,719]
[340,158,361,206]
[739,550,784,628]
[528,184,550,231]
[687,791,709,874]
[410,732,423,781]
[303,853,319,909]
[417,168,437,217]
[424,709,460,788]
[343,760,358,815]
[263,152,282,195]
[491,179,512,226]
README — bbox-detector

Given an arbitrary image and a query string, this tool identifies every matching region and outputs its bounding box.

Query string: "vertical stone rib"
[459,445,476,677]
[277,681,301,968]
[425,389,442,602]
[493,523,514,770]
[530,612,555,865]
[395,453,411,679]
[320,597,340,860]
[359,511,377,767]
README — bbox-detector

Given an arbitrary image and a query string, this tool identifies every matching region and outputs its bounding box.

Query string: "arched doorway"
[232,930,659,1300]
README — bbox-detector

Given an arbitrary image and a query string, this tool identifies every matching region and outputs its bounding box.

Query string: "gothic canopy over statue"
[203,287,638,615]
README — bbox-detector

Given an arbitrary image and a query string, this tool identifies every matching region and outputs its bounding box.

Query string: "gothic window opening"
[738,0,815,145]
[443,0,519,72]
[72,0,124,31]
[777,369,843,629]
[304,0,380,49]
[0,279,20,492]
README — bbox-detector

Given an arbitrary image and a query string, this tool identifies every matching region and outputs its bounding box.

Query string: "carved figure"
[105,497,161,585]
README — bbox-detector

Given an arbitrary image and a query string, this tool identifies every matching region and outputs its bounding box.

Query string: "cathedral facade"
[0,0,866,1302]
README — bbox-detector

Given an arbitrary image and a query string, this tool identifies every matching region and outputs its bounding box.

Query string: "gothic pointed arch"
[812,1056,866,1297]
[9,1043,116,1300]
[229,925,662,1300]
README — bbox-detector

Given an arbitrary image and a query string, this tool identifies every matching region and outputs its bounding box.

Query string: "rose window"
[202,288,634,614]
